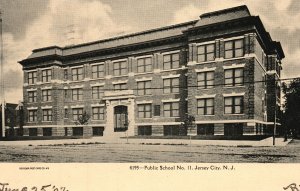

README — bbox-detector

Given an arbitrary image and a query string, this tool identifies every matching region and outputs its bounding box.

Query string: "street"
[0,139,299,163]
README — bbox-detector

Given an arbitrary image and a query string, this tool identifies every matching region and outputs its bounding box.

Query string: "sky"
[0,0,299,103]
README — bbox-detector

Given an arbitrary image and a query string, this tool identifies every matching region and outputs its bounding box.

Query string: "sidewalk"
[120,136,292,147]
[0,136,292,147]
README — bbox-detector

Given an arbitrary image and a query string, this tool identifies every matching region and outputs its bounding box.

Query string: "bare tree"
[179,114,196,136]
[75,111,90,125]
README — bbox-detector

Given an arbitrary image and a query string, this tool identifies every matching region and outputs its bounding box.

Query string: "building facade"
[19,5,284,138]
[0,103,24,137]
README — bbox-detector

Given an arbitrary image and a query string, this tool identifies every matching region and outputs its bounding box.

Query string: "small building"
[18,5,284,138]
[0,102,24,137]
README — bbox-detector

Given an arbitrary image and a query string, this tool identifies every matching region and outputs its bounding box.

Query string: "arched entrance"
[114,105,128,132]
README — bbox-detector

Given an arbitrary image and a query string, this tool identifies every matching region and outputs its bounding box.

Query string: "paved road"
[0,139,299,163]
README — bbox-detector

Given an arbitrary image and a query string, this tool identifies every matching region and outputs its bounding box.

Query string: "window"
[42,69,52,82]
[64,69,68,80]
[197,98,214,115]
[197,44,215,62]
[276,61,281,77]
[114,83,127,91]
[28,110,37,122]
[72,127,83,136]
[225,39,244,58]
[64,108,68,118]
[224,68,244,86]
[197,124,214,135]
[262,99,265,113]
[92,64,105,78]
[224,123,243,136]
[43,128,52,136]
[138,126,152,136]
[42,89,52,102]
[137,81,151,95]
[261,52,265,66]
[28,91,37,103]
[263,74,267,86]
[154,105,161,116]
[163,102,179,117]
[64,89,68,99]
[197,71,214,89]
[64,127,68,136]
[42,109,52,121]
[138,104,152,118]
[163,53,179,70]
[72,108,83,121]
[164,125,179,136]
[92,107,105,120]
[113,61,127,76]
[92,86,104,99]
[29,128,38,136]
[72,88,83,100]
[163,78,179,93]
[93,127,104,136]
[224,96,244,114]
[137,57,152,73]
[28,71,37,84]
[72,67,83,81]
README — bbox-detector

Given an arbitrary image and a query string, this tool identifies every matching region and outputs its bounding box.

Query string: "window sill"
[190,56,247,65]
[91,119,105,121]
[222,56,245,62]
[135,71,154,76]
[111,74,129,78]
[162,92,180,95]
[90,77,105,81]
[194,60,216,65]
[160,67,186,73]
[136,94,152,97]
[223,86,245,89]
[70,80,84,83]
[197,88,215,90]
[223,113,245,116]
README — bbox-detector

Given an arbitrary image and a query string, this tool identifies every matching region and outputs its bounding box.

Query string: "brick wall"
[21,29,281,137]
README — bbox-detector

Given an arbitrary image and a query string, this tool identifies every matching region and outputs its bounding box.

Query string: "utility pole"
[0,10,5,138]
[273,78,278,146]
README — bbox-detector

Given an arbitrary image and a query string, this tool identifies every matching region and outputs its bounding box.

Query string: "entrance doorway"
[114,106,128,132]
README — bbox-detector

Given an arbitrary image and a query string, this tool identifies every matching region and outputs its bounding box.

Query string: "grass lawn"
[0,139,299,163]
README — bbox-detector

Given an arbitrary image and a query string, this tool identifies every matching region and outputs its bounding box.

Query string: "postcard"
[0,0,299,190]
